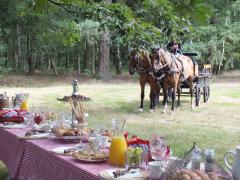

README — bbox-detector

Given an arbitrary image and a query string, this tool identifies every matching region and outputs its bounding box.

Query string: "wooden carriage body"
[181,52,212,106]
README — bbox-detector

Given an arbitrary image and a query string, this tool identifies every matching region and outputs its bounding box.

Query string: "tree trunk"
[218,40,225,75]
[97,0,111,80]
[112,45,121,75]
[86,42,93,72]
[97,29,111,80]
[82,40,87,72]
[92,43,96,76]
[66,54,70,69]
[77,49,81,75]
[13,24,21,72]
[17,24,21,71]
[27,33,34,74]
[51,56,58,75]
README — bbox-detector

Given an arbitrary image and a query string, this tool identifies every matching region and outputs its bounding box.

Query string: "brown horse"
[151,48,195,113]
[129,49,160,112]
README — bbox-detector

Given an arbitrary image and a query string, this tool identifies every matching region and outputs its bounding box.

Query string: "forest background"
[0,0,240,80]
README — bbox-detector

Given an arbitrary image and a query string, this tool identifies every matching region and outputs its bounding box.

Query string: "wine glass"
[75,114,89,151]
[75,124,88,150]
[24,112,34,130]
[150,136,167,161]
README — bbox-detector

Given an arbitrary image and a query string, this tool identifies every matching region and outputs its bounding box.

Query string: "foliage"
[1,0,239,76]
[182,0,240,74]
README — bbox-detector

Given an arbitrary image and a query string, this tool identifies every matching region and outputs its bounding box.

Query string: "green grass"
[1,80,240,176]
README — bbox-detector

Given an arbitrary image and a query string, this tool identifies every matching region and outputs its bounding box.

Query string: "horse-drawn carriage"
[129,48,212,112]
[181,52,212,106]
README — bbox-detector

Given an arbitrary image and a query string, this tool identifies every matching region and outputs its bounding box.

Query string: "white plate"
[52,135,81,140]
[99,168,148,179]
[51,146,75,156]
[18,133,50,139]
[49,134,82,142]
[0,124,26,129]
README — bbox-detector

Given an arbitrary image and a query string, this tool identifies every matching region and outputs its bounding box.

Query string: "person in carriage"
[167,41,182,58]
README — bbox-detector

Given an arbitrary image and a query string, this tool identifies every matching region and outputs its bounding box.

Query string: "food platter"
[72,151,108,163]
[73,156,108,163]
[49,134,82,142]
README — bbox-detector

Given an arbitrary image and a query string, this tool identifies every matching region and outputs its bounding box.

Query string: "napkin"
[100,168,148,180]
[0,109,27,123]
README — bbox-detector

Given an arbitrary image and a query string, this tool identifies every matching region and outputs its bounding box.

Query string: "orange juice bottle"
[109,119,127,167]
[109,135,127,167]
[20,101,29,111]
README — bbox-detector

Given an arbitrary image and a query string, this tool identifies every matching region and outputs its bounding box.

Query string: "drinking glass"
[125,147,143,168]
[88,136,101,153]
[24,112,34,130]
[150,136,166,161]
[75,123,88,150]
[75,114,89,150]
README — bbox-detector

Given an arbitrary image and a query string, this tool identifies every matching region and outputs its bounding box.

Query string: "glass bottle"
[205,149,215,172]
[108,119,127,167]
[190,144,202,170]
[20,101,29,111]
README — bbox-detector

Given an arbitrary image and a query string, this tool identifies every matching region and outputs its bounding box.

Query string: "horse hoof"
[162,109,166,113]
[170,111,176,115]
[137,108,143,112]
[149,109,154,113]
[84,113,89,118]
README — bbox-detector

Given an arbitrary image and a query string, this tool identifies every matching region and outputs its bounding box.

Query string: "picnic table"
[0,127,112,180]
[0,126,232,180]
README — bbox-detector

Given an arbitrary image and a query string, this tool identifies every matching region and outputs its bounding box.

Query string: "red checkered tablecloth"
[0,128,26,178]
[0,127,113,180]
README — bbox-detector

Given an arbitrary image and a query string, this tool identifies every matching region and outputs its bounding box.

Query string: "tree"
[0,0,215,77]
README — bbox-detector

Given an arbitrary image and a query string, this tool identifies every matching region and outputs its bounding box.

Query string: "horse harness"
[134,53,152,74]
[170,53,184,74]
[153,52,184,83]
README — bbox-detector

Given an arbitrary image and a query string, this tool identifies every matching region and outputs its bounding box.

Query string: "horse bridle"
[131,53,152,73]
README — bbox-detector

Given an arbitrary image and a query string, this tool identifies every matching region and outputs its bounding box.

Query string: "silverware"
[113,168,137,178]
[64,148,76,154]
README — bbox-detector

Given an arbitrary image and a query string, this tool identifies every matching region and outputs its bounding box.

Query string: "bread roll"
[192,177,202,180]
[181,170,199,179]
[207,172,219,180]
[181,174,191,180]
[193,170,211,180]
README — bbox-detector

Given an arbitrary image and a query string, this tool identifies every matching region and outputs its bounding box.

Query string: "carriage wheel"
[195,85,201,106]
[203,85,210,103]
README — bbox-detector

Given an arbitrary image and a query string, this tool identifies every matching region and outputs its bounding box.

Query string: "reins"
[155,62,170,71]
[154,51,182,75]
[136,67,152,73]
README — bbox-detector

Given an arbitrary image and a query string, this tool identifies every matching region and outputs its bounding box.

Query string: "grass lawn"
[0,75,240,177]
